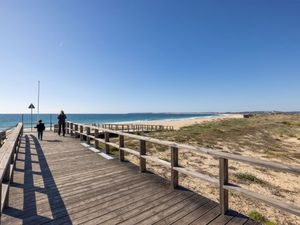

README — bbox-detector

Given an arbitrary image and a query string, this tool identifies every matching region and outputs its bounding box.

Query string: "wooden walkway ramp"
[2,132,256,225]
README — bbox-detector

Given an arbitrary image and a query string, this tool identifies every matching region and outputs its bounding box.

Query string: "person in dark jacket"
[58,110,67,136]
[35,120,45,140]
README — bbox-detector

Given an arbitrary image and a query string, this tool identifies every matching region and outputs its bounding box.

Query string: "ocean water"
[0,113,219,131]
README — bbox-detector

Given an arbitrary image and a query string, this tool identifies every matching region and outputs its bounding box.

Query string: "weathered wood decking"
[2,131,257,225]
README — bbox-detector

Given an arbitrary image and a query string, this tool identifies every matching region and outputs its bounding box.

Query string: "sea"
[0,113,220,131]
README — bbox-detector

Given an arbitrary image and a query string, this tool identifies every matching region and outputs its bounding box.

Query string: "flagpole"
[37,80,40,121]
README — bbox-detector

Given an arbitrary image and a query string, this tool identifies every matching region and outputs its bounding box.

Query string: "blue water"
[0,113,219,131]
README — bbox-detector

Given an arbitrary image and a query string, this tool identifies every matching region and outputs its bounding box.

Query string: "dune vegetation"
[110,114,300,225]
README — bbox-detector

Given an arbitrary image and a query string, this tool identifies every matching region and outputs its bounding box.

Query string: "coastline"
[1,113,244,131]
[134,114,244,130]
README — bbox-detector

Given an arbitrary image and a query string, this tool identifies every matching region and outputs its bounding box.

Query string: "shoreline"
[133,114,244,130]
[2,114,244,131]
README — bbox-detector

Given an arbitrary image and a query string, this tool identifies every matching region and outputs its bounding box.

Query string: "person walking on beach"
[58,110,67,136]
[35,120,45,140]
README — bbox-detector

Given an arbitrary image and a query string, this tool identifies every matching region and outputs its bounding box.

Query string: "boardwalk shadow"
[2,135,72,225]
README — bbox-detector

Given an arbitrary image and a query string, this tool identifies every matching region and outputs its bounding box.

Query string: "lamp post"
[28,103,35,131]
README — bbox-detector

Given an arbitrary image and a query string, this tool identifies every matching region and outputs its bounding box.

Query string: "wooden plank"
[225,216,249,225]
[95,138,106,144]
[173,167,219,186]
[117,191,194,225]
[22,180,168,225]
[120,147,140,156]
[7,174,154,220]
[58,184,173,225]
[154,195,210,225]
[106,142,119,149]
[98,152,114,160]
[141,155,171,168]
[208,214,233,225]
[189,205,220,225]
[1,131,254,225]
[137,194,197,225]
[224,183,300,216]
[172,200,218,225]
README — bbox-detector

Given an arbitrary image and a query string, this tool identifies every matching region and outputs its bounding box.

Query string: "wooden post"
[86,127,91,144]
[65,122,69,134]
[80,125,84,141]
[94,129,99,149]
[105,132,110,154]
[70,123,74,136]
[171,146,179,189]
[139,140,146,172]
[119,135,125,162]
[219,158,229,215]
[74,124,79,138]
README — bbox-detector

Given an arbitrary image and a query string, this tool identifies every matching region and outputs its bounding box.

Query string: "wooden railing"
[0,126,17,147]
[0,132,6,147]
[0,123,23,219]
[66,121,300,217]
[94,123,174,132]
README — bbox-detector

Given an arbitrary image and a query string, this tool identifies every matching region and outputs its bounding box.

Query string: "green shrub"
[235,172,263,183]
[248,210,266,223]
[248,210,277,225]
[265,221,277,225]
[288,133,297,138]
[281,121,292,126]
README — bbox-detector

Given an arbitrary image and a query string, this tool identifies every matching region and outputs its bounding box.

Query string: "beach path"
[1,131,256,225]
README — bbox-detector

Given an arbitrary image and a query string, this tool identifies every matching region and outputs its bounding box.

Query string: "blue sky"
[0,0,299,113]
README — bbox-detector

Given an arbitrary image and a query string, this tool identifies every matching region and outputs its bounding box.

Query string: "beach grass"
[106,114,299,224]
[248,210,277,225]
[137,114,300,225]
[143,114,300,160]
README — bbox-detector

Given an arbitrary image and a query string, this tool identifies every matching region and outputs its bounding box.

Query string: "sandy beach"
[137,114,244,130]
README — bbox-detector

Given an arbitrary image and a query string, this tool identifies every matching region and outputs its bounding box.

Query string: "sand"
[136,114,244,130]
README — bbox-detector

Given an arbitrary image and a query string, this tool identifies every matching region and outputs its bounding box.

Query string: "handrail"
[1,126,15,149]
[95,123,174,132]
[0,123,23,215]
[0,124,18,145]
[65,121,300,217]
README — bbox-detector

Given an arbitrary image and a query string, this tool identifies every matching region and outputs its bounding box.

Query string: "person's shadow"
[2,134,72,224]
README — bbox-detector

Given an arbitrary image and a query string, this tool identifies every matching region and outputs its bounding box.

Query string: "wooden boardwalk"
[2,131,257,225]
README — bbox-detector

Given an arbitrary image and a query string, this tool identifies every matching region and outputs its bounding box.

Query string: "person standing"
[58,110,67,136]
[35,120,45,140]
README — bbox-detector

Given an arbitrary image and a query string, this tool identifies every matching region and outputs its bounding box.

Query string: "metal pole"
[31,109,33,132]
[21,114,24,124]
[37,81,40,121]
